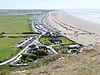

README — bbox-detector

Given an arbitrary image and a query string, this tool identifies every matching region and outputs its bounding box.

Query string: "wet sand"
[45,11,100,46]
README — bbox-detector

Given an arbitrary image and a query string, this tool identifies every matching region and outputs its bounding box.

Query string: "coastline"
[55,11,100,35]
[45,11,100,46]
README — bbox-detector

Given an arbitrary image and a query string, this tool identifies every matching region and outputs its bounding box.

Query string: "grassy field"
[0,15,33,61]
[0,38,23,61]
[3,34,37,36]
[0,15,30,33]
[39,37,53,45]
[59,37,73,44]
[39,36,74,46]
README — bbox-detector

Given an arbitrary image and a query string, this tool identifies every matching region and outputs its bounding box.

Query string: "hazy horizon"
[0,0,100,9]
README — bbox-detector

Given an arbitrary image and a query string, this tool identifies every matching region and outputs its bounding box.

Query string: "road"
[31,14,59,54]
[0,13,58,66]
[0,43,30,65]
[47,45,58,54]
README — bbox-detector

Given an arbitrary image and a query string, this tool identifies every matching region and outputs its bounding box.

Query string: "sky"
[0,0,100,9]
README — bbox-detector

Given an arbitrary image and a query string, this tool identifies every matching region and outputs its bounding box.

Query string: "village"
[8,12,84,67]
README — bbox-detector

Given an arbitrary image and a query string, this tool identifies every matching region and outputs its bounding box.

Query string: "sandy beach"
[45,11,100,46]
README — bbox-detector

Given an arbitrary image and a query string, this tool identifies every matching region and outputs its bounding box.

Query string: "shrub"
[29,54,37,60]
[22,32,34,34]
[22,54,30,60]
[36,49,48,58]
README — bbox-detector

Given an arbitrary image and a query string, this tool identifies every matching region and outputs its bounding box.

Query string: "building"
[51,32,61,37]
[45,32,61,37]
[38,45,47,50]
[29,44,38,50]
[67,44,80,54]
[68,44,80,49]
[49,37,62,44]
[45,32,52,37]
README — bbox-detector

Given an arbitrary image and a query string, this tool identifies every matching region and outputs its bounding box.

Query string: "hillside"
[12,45,100,75]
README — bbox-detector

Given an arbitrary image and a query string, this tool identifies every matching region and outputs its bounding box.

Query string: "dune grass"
[12,45,100,75]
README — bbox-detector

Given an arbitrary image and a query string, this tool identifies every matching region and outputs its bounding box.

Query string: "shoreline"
[55,11,100,35]
[45,11,100,46]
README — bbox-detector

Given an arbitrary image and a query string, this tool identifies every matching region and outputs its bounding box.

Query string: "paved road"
[31,14,58,54]
[47,46,58,54]
[0,43,30,66]
[0,13,58,66]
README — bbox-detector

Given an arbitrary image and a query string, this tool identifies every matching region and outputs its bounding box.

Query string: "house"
[38,45,47,50]
[45,32,52,37]
[29,44,38,50]
[67,44,80,54]
[29,44,36,48]
[45,32,61,37]
[68,44,80,49]
[51,32,61,37]
[49,37,62,44]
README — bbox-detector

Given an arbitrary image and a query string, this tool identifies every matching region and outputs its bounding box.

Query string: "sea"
[64,9,100,24]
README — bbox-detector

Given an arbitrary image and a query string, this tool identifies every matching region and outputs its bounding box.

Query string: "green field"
[39,37,53,45]
[0,15,33,62]
[59,37,73,44]
[0,15,30,33]
[3,34,37,36]
[39,36,74,46]
[0,38,23,61]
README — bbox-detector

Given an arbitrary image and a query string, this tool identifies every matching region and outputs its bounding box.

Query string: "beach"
[45,11,100,46]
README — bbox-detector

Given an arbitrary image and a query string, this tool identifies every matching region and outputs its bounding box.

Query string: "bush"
[0,60,3,63]
[61,49,68,54]
[29,54,37,60]
[22,32,34,34]
[22,54,30,60]
[41,54,61,64]
[36,49,48,58]
[1,32,5,34]
[15,54,62,71]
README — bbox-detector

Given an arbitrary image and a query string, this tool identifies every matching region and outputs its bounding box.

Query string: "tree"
[22,54,29,60]
[36,49,48,58]
[0,33,2,38]
[29,54,37,60]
